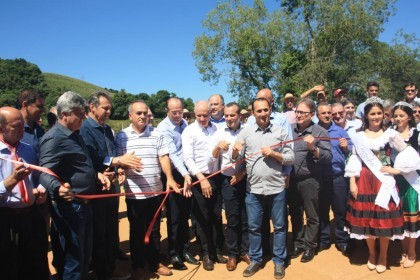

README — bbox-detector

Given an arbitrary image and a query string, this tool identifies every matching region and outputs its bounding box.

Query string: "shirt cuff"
[103,156,112,166]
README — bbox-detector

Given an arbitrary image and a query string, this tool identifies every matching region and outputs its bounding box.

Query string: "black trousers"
[191,175,224,258]
[126,196,163,271]
[92,195,120,279]
[0,205,49,280]
[220,174,249,257]
[162,170,193,258]
[319,175,350,247]
[289,176,321,249]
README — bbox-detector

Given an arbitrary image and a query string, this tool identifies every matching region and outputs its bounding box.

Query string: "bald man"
[0,107,49,279]
[182,101,225,271]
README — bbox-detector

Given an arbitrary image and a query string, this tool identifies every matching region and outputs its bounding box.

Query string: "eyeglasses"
[332,111,344,117]
[413,110,420,114]
[296,110,312,116]
[405,89,417,93]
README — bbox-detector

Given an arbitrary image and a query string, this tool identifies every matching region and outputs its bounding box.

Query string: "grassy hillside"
[43,73,107,98]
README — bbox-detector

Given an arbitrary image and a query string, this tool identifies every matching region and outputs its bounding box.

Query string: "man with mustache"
[316,102,352,256]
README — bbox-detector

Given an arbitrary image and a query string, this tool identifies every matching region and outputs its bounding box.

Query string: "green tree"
[110,89,136,120]
[148,90,175,118]
[193,0,418,104]
[0,58,49,107]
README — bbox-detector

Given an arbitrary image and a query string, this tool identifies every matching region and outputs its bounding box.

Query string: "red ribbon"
[0,136,346,244]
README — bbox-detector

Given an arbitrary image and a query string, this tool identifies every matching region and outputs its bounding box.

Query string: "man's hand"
[232,141,245,160]
[117,168,126,186]
[34,187,47,204]
[98,172,111,191]
[303,135,315,151]
[339,138,349,152]
[119,151,143,172]
[3,163,32,191]
[230,171,245,185]
[103,167,115,181]
[167,178,180,194]
[217,140,230,152]
[59,183,74,201]
[200,178,212,198]
[313,85,325,91]
[183,174,192,197]
[261,146,273,158]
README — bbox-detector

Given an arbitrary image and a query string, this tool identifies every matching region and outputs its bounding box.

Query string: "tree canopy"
[0,58,49,107]
[193,0,420,105]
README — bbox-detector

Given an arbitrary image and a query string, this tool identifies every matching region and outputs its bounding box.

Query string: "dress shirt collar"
[295,121,315,135]
[56,122,76,136]
[164,116,187,131]
[254,122,273,133]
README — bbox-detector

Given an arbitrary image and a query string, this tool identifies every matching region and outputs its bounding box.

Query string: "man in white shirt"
[209,94,226,128]
[182,100,223,271]
[211,102,250,271]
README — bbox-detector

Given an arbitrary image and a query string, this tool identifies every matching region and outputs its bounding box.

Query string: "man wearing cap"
[282,93,297,124]
[183,108,192,124]
[333,89,347,103]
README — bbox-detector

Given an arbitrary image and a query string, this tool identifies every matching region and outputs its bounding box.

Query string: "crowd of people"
[0,82,419,280]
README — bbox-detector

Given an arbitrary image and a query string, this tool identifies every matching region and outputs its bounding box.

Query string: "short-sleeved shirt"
[116,125,168,199]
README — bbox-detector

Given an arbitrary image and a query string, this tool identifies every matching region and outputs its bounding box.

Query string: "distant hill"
[43,73,108,98]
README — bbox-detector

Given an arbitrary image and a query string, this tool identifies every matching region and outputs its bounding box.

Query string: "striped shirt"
[115,125,168,200]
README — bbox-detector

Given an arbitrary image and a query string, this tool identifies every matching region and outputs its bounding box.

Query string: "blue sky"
[0,0,418,104]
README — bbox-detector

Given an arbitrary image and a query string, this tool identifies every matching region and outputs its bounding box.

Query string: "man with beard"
[232,98,294,279]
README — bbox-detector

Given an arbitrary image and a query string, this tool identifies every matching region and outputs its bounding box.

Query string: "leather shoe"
[216,253,228,263]
[336,244,350,256]
[240,254,251,265]
[243,262,260,277]
[183,252,200,265]
[202,255,214,271]
[226,257,237,271]
[300,249,315,263]
[170,256,187,270]
[274,264,285,279]
[156,263,173,276]
[318,243,331,253]
[290,247,304,259]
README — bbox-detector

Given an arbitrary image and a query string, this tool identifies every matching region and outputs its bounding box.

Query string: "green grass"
[43,73,108,98]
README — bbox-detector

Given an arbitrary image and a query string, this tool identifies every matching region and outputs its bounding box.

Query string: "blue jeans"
[50,201,93,280]
[245,191,287,265]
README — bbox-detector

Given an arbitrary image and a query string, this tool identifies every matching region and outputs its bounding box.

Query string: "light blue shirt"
[157,117,189,177]
[355,101,367,119]
[0,141,39,208]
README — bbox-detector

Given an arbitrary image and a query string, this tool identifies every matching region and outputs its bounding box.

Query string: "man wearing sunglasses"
[403,83,419,105]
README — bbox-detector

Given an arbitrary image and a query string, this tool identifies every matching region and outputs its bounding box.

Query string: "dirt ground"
[49,197,420,279]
